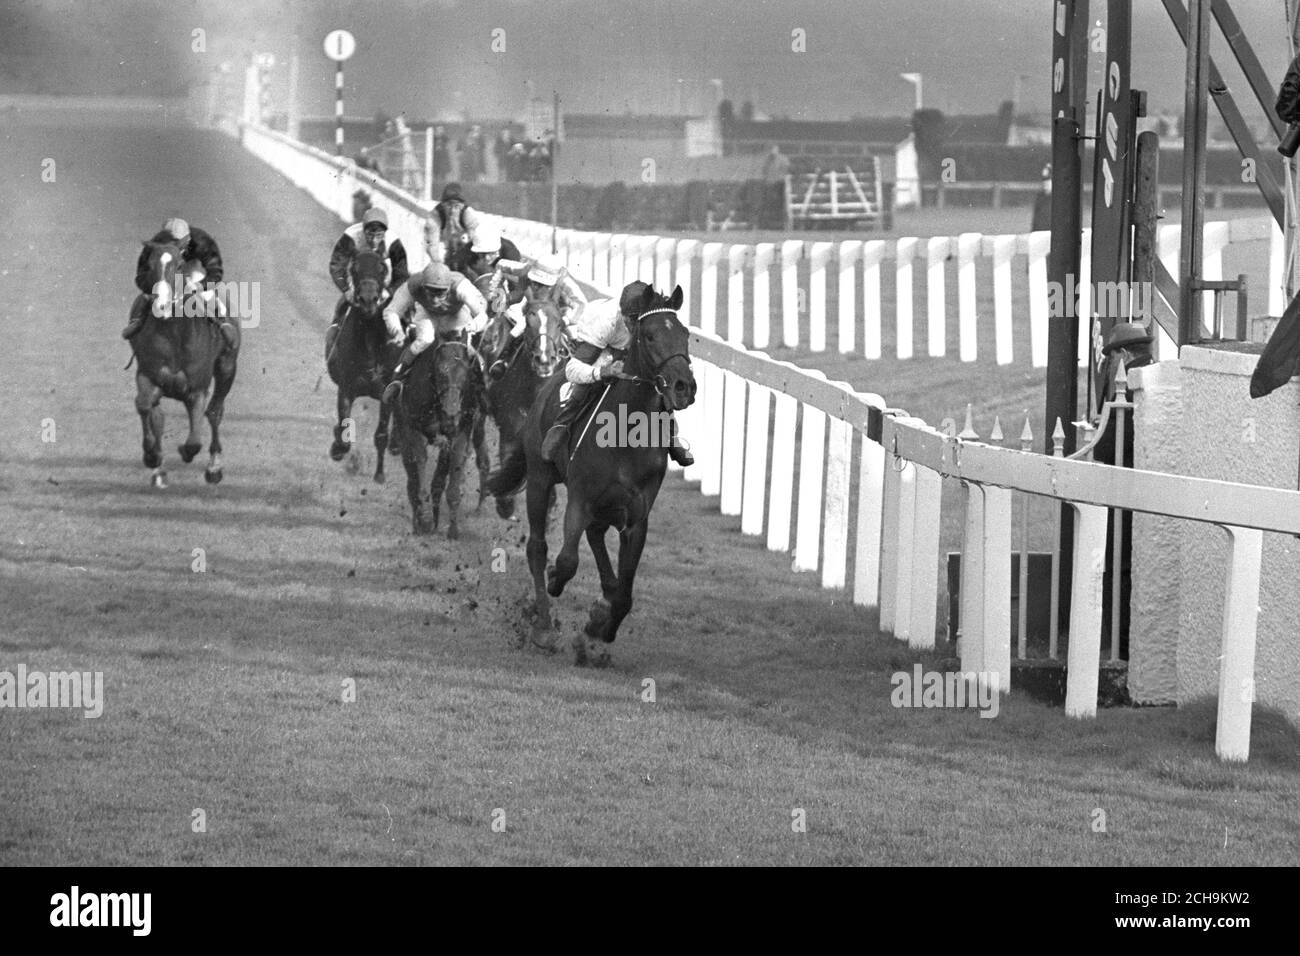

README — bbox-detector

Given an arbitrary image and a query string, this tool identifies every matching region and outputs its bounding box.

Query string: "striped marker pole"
[335,63,344,155]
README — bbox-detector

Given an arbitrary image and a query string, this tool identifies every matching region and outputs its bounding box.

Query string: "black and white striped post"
[323,29,356,157]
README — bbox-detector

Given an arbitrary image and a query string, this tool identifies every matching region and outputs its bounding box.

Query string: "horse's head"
[143,239,186,308]
[430,339,475,435]
[626,284,695,412]
[523,292,566,378]
[349,250,387,314]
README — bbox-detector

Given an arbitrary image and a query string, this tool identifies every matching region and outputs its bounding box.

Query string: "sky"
[1,0,1295,123]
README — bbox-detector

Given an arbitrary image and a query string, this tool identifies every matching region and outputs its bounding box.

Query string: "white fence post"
[727,244,749,345]
[926,236,948,357]
[808,241,832,352]
[793,401,826,573]
[1077,239,1092,365]
[908,463,942,649]
[674,239,699,323]
[837,240,862,354]
[766,391,798,553]
[981,485,1013,695]
[993,234,1018,366]
[720,371,747,516]
[741,383,772,536]
[822,415,853,590]
[699,242,723,336]
[895,237,918,359]
[862,240,884,360]
[1064,502,1108,718]
[1269,218,1285,318]
[853,427,885,608]
[591,233,611,289]
[959,483,985,673]
[752,243,775,351]
[781,240,803,348]
[699,362,725,497]
[1201,220,1230,336]
[638,234,659,284]
[957,233,981,362]
[609,234,628,290]
[1216,525,1263,762]
[655,236,676,294]
[891,462,917,640]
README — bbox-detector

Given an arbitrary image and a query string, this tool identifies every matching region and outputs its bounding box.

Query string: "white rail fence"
[240,120,1300,762]
[243,123,1283,367]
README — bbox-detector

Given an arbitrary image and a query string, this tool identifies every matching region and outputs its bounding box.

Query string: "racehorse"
[490,284,694,665]
[482,284,567,520]
[394,337,483,539]
[325,250,396,483]
[129,240,239,488]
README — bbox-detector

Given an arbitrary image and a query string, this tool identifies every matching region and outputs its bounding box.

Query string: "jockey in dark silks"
[432,182,483,268]
[448,223,522,284]
[123,217,235,347]
[540,280,693,469]
[327,207,409,329]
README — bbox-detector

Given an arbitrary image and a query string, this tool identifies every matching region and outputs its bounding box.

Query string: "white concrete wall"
[1132,347,1300,721]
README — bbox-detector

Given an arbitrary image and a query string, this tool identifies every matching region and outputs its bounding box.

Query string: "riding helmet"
[163,217,190,243]
[1102,321,1154,355]
[418,262,454,291]
[619,280,651,319]
[362,207,388,229]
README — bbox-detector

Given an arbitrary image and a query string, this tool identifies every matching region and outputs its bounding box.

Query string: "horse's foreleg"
[373,397,391,484]
[179,391,207,464]
[590,519,649,656]
[429,437,451,536]
[135,374,166,486]
[331,389,353,461]
[204,353,236,484]
[472,413,490,512]
[547,495,589,599]
[403,426,433,534]
[586,525,618,603]
[443,431,469,540]
[525,473,556,648]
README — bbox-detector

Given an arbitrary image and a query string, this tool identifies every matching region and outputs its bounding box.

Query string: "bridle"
[622,307,691,400]
[427,338,475,422]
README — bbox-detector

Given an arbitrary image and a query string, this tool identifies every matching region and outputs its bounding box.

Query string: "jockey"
[483,253,586,377]
[432,182,483,266]
[327,207,409,327]
[540,280,693,469]
[381,262,489,403]
[123,217,235,346]
[449,223,523,284]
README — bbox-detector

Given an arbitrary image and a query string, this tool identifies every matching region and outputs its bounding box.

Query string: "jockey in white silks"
[539,279,693,469]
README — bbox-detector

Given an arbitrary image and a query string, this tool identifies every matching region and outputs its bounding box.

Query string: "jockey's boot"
[121,296,150,339]
[541,382,595,467]
[215,319,238,350]
[382,345,417,404]
[666,412,694,467]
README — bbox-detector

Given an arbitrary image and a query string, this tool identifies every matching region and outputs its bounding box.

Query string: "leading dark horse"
[491,284,695,665]
[394,337,483,539]
[325,250,395,483]
[482,285,567,520]
[130,240,239,488]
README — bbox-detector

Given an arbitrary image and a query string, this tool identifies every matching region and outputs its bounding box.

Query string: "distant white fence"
[239,120,1300,762]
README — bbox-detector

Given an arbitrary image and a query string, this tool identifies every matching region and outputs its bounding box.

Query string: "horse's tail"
[486,440,527,499]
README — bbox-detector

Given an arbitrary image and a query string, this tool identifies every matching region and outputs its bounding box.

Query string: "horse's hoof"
[532,627,558,652]
[178,442,201,463]
[585,601,611,637]
[204,468,223,485]
[329,441,350,461]
[447,524,459,541]
[495,496,516,520]
[373,471,386,485]
[587,642,611,668]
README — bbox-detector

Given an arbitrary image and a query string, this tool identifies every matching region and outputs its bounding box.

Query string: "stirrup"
[382,379,404,403]
[488,359,509,380]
